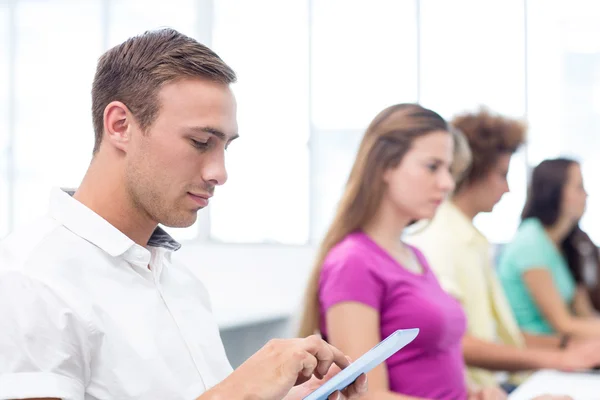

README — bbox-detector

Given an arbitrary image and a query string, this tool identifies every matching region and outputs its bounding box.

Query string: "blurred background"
[1,0,600,366]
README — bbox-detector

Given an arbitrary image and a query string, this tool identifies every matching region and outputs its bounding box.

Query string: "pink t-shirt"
[319,232,468,400]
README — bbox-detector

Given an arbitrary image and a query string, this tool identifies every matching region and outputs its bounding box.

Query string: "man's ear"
[102,101,132,153]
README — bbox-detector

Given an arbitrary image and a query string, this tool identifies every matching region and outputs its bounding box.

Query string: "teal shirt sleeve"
[510,218,577,303]
[499,218,577,334]
[510,220,555,273]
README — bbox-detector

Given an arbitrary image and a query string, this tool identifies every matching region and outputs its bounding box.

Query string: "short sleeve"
[510,225,553,274]
[407,235,464,301]
[319,253,384,312]
[0,271,90,400]
[513,245,552,274]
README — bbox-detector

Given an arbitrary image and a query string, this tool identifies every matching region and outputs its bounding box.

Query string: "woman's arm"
[326,302,427,400]
[521,332,561,349]
[572,285,598,318]
[462,334,561,371]
[522,269,600,336]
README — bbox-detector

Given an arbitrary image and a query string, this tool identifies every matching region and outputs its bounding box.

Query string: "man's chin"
[161,213,198,229]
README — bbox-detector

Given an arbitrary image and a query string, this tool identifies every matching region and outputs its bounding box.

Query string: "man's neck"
[451,191,481,222]
[74,156,157,247]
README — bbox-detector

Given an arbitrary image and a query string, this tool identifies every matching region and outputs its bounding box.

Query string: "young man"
[408,109,600,392]
[0,29,366,400]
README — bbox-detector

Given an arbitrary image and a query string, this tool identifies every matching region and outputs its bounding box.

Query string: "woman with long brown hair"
[298,104,504,400]
[498,158,600,337]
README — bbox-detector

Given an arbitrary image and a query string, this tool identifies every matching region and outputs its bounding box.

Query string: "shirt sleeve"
[319,252,385,312]
[0,271,90,400]
[511,236,553,274]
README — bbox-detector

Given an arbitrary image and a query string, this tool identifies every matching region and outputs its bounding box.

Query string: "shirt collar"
[438,201,486,246]
[49,188,181,257]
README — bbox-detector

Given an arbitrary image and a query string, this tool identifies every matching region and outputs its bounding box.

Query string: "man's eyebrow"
[186,126,239,142]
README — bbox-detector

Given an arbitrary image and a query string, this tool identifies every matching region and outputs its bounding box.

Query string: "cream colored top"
[407,201,529,387]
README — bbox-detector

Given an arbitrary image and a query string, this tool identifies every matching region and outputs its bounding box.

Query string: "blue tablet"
[303,328,419,400]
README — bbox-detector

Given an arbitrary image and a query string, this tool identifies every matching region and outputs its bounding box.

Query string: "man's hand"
[284,361,367,400]
[205,335,366,400]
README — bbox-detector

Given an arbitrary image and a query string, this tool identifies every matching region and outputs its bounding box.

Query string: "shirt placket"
[152,249,217,390]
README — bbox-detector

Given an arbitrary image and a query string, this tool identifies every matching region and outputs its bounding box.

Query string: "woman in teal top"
[498,158,600,337]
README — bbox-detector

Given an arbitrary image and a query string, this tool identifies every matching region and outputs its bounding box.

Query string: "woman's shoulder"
[324,232,375,265]
[322,231,394,277]
[506,218,548,250]
[499,218,554,270]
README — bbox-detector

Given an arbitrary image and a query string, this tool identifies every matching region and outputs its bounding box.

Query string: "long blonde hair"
[298,104,449,337]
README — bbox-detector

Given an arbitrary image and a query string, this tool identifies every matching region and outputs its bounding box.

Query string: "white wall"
[173,243,318,366]
[175,243,316,327]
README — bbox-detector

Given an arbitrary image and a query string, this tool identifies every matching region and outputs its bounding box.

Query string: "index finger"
[328,343,351,370]
[302,336,351,375]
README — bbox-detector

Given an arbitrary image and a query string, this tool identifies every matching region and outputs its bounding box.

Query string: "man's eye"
[191,139,209,149]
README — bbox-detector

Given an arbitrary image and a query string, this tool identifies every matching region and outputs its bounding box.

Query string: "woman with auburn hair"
[298,104,505,400]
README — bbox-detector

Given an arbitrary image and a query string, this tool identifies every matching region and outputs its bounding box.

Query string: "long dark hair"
[521,159,599,297]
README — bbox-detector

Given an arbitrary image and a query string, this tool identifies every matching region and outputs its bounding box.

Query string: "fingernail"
[334,393,341,400]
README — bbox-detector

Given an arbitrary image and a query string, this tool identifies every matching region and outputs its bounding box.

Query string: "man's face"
[125,78,238,228]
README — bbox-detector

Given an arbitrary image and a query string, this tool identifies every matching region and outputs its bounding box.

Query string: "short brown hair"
[91,28,236,154]
[452,108,526,192]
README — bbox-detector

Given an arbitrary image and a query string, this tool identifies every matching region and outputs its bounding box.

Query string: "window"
[527,0,600,241]
[4,0,600,248]
[309,0,418,241]
[310,129,364,242]
[209,0,310,244]
[419,0,526,118]
[310,0,418,131]
[420,0,527,243]
[12,0,102,231]
[0,2,9,238]
[107,0,199,47]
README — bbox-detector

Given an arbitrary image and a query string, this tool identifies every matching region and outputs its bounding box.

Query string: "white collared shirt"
[0,188,232,400]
